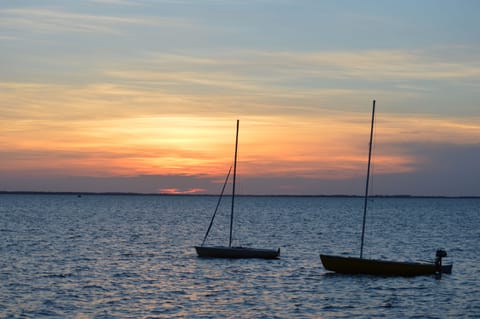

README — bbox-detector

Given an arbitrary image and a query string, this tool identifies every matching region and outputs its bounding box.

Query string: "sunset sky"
[1,0,479,196]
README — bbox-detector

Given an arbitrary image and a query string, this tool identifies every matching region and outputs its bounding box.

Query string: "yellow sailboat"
[320,100,452,276]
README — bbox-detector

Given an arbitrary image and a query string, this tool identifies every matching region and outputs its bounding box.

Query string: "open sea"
[1,194,479,318]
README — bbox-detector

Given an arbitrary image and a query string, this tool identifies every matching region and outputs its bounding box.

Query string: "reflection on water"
[1,195,479,318]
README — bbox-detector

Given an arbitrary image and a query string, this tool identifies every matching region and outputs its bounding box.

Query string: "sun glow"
[1,105,478,183]
[1,80,478,184]
[159,187,206,194]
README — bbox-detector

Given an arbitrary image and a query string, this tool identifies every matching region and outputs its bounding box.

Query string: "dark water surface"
[1,194,479,318]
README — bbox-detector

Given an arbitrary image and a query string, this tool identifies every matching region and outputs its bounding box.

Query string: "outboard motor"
[435,249,448,274]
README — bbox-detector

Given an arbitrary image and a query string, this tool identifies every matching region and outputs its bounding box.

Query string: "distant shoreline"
[0,191,478,199]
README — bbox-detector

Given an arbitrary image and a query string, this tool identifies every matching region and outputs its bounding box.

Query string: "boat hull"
[195,246,280,259]
[320,254,452,276]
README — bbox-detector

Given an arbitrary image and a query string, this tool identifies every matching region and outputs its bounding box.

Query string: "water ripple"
[0,195,479,318]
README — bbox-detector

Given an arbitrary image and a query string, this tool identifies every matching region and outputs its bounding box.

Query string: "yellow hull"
[320,254,452,277]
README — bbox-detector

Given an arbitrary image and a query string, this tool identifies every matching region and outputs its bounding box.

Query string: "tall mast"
[229,119,239,247]
[360,100,375,259]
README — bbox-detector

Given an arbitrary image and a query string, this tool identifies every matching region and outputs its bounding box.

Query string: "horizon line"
[0,191,478,199]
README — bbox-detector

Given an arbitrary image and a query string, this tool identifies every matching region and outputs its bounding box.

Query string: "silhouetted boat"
[195,120,280,259]
[320,100,452,276]
[321,251,452,276]
[196,245,280,259]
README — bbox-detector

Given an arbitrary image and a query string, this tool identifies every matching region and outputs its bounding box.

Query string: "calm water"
[1,194,479,318]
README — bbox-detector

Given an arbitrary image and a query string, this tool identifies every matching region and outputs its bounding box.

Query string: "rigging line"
[201,166,232,246]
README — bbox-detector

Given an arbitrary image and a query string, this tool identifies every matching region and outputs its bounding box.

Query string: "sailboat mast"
[229,119,239,247]
[360,100,376,259]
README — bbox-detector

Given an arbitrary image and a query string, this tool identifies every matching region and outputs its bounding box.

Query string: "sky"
[1,0,479,196]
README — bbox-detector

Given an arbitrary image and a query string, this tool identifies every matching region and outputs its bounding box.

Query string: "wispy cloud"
[238,49,480,81]
[102,48,480,99]
[2,80,477,183]
[69,48,477,121]
[88,0,140,5]
[0,7,191,34]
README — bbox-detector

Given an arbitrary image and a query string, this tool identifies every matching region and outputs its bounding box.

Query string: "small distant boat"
[320,100,452,276]
[195,120,280,259]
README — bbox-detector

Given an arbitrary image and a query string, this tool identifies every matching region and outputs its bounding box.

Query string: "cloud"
[368,143,480,197]
[2,142,477,196]
[1,104,477,182]
[309,50,479,80]
[136,48,480,80]
[92,48,480,117]
[0,173,217,194]
[88,0,139,5]
[0,7,191,35]
[0,80,361,124]
[3,44,479,121]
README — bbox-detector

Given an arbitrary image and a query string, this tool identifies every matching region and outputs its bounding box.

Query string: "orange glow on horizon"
[1,108,479,182]
[159,187,206,194]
